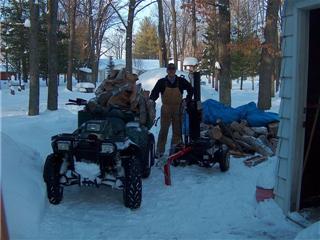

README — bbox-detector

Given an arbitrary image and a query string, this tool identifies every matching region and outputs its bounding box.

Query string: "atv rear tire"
[142,134,155,179]
[43,154,63,205]
[218,145,230,172]
[123,155,142,209]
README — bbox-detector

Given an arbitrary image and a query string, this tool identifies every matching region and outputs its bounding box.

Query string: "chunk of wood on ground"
[243,155,268,167]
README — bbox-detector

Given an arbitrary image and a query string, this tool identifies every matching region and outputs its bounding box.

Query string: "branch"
[134,0,157,17]
[110,2,127,29]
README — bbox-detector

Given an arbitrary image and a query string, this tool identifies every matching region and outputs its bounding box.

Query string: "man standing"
[150,63,193,157]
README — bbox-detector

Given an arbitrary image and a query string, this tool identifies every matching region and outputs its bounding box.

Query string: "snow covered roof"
[79,67,92,73]
[0,64,15,72]
[98,59,160,71]
[183,57,198,66]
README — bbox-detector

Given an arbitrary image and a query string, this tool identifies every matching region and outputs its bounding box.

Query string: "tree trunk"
[28,0,39,116]
[47,0,58,111]
[258,0,281,110]
[251,76,254,90]
[171,0,178,66]
[22,56,28,83]
[218,0,231,106]
[214,72,219,91]
[157,0,167,67]
[191,0,197,57]
[240,76,244,90]
[126,0,135,73]
[67,0,76,91]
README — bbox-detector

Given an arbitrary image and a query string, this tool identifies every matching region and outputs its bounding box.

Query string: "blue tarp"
[202,99,279,127]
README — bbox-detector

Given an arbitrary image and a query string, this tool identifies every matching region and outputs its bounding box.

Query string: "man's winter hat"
[167,63,176,70]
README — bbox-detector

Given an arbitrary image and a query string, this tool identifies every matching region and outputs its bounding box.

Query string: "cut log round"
[210,126,223,140]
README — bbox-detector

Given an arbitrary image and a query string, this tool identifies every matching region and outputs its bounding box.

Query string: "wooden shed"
[275,0,320,215]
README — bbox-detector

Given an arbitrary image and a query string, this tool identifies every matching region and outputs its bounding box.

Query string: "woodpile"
[203,119,279,158]
[87,68,156,128]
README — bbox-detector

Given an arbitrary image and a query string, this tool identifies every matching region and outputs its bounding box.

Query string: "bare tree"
[111,0,156,73]
[258,0,281,110]
[28,0,40,116]
[157,0,167,67]
[171,0,178,66]
[218,0,231,106]
[67,0,77,91]
[191,0,197,57]
[176,0,191,70]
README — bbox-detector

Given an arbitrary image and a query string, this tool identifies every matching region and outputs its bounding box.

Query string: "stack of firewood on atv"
[86,68,156,128]
[200,120,279,167]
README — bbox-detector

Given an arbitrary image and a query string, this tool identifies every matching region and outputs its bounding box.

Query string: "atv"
[43,99,155,209]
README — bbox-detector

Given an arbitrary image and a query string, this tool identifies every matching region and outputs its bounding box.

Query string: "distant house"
[275,0,320,215]
[0,64,15,81]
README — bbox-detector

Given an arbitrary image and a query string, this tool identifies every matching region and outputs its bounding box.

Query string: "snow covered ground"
[1,70,304,239]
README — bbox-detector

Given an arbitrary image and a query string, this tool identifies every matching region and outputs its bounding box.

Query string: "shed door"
[300,8,320,209]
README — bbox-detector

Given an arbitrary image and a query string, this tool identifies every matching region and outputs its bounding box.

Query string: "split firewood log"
[268,122,279,137]
[269,138,279,153]
[258,135,274,152]
[251,127,268,135]
[240,135,274,156]
[234,139,256,153]
[209,126,237,149]
[243,155,268,167]
[216,120,244,151]
[216,119,235,138]
[231,121,255,136]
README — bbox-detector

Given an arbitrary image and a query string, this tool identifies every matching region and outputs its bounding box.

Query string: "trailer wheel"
[218,145,230,172]
[123,154,142,209]
[43,154,63,205]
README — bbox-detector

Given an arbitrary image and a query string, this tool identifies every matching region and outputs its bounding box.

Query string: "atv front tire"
[123,155,142,209]
[218,145,230,172]
[43,153,63,205]
[142,134,155,179]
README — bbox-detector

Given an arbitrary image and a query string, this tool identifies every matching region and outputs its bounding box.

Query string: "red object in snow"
[164,146,193,186]
[256,186,274,202]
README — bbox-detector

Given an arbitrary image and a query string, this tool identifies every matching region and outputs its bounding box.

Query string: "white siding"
[274,2,295,214]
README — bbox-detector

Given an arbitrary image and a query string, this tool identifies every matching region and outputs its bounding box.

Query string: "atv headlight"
[57,141,71,151]
[101,143,115,153]
[87,123,101,132]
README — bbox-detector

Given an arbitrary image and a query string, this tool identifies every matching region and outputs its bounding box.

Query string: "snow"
[295,221,320,240]
[1,132,46,239]
[75,82,95,92]
[75,161,100,181]
[256,156,277,189]
[183,57,198,66]
[99,58,160,71]
[0,68,301,239]
[79,67,92,73]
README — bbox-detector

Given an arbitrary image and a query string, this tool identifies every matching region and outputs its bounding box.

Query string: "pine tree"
[1,0,30,83]
[133,17,159,59]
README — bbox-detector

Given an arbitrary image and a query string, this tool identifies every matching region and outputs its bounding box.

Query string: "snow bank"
[1,132,46,239]
[255,199,287,225]
[256,156,277,189]
[295,221,320,240]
